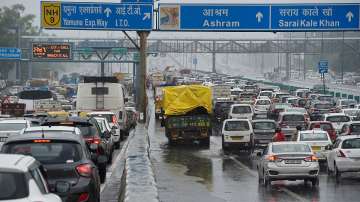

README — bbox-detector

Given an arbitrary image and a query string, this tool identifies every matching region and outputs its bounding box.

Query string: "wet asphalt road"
[149,121,360,202]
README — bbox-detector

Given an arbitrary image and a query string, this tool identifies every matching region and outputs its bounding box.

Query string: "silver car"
[257,142,320,186]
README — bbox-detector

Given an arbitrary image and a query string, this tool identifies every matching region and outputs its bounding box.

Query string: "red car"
[308,121,337,142]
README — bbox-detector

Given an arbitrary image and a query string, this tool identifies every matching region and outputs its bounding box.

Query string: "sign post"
[318,60,329,94]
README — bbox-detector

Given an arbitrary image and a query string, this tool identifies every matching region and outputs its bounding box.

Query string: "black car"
[213,100,234,123]
[40,116,114,183]
[1,126,101,202]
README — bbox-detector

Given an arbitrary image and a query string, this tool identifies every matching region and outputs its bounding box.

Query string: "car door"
[258,145,269,178]
[327,139,341,171]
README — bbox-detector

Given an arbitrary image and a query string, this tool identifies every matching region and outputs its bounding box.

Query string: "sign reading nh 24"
[0,47,21,60]
[41,1,153,30]
[159,4,360,31]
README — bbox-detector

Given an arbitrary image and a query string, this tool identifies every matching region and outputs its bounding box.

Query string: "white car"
[228,104,254,120]
[341,108,360,121]
[335,99,357,110]
[254,98,271,113]
[221,119,253,151]
[322,113,351,133]
[297,130,332,161]
[327,135,360,183]
[0,119,31,143]
[258,91,273,99]
[0,154,62,202]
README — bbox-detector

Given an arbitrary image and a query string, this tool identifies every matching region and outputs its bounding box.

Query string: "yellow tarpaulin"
[162,85,212,116]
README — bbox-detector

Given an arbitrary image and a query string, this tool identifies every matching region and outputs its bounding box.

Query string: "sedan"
[257,142,319,187]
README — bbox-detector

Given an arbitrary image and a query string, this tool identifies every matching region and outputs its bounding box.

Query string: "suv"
[0,154,62,202]
[40,117,113,183]
[277,112,308,139]
[2,126,101,201]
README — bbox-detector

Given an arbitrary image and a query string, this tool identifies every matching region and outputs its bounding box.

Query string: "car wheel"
[327,165,332,176]
[99,164,107,184]
[257,169,262,183]
[263,171,269,186]
[335,164,341,183]
[222,136,228,152]
[107,149,113,164]
[311,178,319,187]
[114,141,120,149]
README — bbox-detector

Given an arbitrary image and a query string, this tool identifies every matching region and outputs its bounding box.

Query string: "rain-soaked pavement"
[149,121,360,202]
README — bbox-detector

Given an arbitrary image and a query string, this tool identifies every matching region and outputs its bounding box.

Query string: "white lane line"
[228,155,310,202]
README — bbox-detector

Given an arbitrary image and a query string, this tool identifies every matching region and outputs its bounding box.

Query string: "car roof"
[270,141,310,146]
[23,126,78,133]
[299,130,328,134]
[309,121,332,124]
[41,116,93,125]
[87,111,115,115]
[279,112,305,115]
[232,104,252,107]
[224,118,250,122]
[0,119,29,123]
[252,119,276,123]
[0,154,37,173]
[350,121,360,125]
[324,113,347,117]
[337,135,360,141]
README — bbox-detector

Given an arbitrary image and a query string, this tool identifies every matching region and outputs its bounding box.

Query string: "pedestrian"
[291,125,302,141]
[272,127,285,142]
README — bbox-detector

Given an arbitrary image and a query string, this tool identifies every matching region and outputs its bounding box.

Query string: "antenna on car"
[41,127,45,139]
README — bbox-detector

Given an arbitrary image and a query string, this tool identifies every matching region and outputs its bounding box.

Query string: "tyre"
[222,136,228,152]
[263,172,270,187]
[335,164,341,183]
[327,165,332,176]
[311,178,319,187]
[107,150,113,164]
[99,164,107,184]
[114,141,120,149]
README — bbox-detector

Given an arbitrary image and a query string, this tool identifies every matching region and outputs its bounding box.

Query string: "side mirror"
[325,144,332,150]
[89,143,98,151]
[55,181,71,193]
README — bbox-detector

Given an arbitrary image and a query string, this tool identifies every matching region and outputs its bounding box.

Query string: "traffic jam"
[0,77,136,202]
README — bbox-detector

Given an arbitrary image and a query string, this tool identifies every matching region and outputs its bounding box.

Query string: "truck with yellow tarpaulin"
[161,85,212,146]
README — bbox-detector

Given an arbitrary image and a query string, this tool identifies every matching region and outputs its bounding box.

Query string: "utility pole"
[137,31,149,123]
[16,26,21,82]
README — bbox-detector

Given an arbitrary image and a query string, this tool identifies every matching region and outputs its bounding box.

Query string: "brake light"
[267,155,282,162]
[76,164,92,177]
[304,155,318,162]
[337,150,346,158]
[33,139,51,143]
[85,137,101,145]
[77,192,89,202]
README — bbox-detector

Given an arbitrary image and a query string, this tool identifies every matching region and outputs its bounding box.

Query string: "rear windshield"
[298,99,307,106]
[232,106,252,114]
[78,125,99,137]
[260,92,272,97]
[314,103,333,109]
[274,104,290,109]
[4,141,82,165]
[342,138,360,149]
[0,123,26,131]
[350,124,360,133]
[318,96,333,102]
[310,123,333,131]
[215,102,234,109]
[326,116,350,122]
[343,110,360,117]
[240,93,256,98]
[272,144,311,153]
[225,121,250,131]
[253,122,275,130]
[0,172,28,200]
[244,86,256,90]
[283,115,305,122]
[231,91,241,95]
[300,133,329,141]
[275,94,289,98]
[256,100,270,105]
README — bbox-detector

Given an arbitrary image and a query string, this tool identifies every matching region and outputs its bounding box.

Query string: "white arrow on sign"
[256,12,263,23]
[104,8,112,18]
[346,11,354,22]
[143,13,151,21]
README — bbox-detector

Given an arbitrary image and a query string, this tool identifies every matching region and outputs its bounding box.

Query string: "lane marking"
[228,155,310,202]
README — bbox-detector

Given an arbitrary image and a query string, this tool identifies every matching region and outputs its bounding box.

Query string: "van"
[76,77,128,137]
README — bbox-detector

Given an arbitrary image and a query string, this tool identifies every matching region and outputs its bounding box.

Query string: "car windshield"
[4,141,82,165]
[256,100,270,105]
[314,103,333,109]
[78,125,99,137]
[232,106,252,114]
[300,133,329,141]
[89,114,113,123]
[231,91,241,95]
[0,172,28,200]
[272,144,311,153]
[253,122,275,130]
[240,93,256,98]
[283,115,305,122]
[275,94,289,98]
[341,100,356,106]
[274,104,290,109]
[310,123,333,131]
[342,138,360,149]
[0,123,26,131]
[343,110,360,117]
[350,124,360,133]
[225,121,250,131]
[327,116,350,122]
[260,92,272,97]
[318,96,333,102]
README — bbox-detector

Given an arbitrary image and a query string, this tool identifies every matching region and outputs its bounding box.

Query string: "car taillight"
[86,137,101,145]
[77,192,90,202]
[267,155,282,162]
[337,150,346,158]
[76,164,92,177]
[304,155,318,162]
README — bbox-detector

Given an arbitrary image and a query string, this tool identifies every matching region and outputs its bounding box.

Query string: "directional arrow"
[104,8,112,18]
[143,12,150,21]
[346,11,354,22]
[256,12,263,23]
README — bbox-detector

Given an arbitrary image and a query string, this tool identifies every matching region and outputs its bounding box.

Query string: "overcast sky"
[1,0,358,39]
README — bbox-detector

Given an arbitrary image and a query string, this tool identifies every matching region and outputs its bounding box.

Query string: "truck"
[161,85,212,146]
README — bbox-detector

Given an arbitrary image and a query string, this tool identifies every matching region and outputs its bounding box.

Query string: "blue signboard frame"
[0,47,21,60]
[41,1,153,31]
[318,60,329,74]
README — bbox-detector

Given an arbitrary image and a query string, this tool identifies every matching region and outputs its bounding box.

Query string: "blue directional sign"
[121,0,153,4]
[318,60,329,74]
[272,4,360,31]
[0,47,21,60]
[41,1,153,30]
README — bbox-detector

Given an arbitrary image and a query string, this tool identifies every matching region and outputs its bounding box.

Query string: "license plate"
[231,136,243,140]
[312,146,321,151]
[285,159,301,164]
[0,137,7,142]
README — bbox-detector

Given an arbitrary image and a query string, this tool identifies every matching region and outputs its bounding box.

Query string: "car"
[327,135,360,183]
[341,108,360,121]
[267,103,292,120]
[1,126,101,201]
[297,130,332,161]
[272,92,290,103]
[0,154,62,202]
[0,119,31,143]
[86,111,122,148]
[213,100,235,123]
[336,99,357,110]
[93,117,117,156]
[339,121,360,136]
[284,107,310,122]
[277,112,308,139]
[295,98,308,108]
[254,98,271,113]
[308,101,336,115]
[308,121,337,142]
[317,94,335,105]
[125,107,137,129]
[258,91,273,99]
[221,119,253,151]
[284,97,299,106]
[230,88,243,101]
[238,92,257,105]
[257,142,319,186]
[321,113,351,133]
[228,104,254,120]
[40,117,113,183]
[252,120,276,148]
